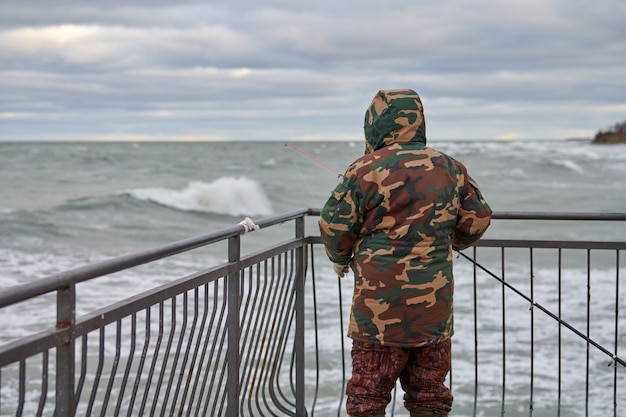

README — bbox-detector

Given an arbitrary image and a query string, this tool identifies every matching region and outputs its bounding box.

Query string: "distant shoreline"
[593,132,626,144]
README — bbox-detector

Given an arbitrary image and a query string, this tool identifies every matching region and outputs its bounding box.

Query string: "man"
[319,89,492,417]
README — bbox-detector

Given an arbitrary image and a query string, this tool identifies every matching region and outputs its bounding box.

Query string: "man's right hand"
[333,263,350,278]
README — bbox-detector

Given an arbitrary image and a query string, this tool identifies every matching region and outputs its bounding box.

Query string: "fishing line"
[336,276,347,417]
[284,143,349,413]
[456,250,625,368]
[309,245,321,416]
[283,144,318,207]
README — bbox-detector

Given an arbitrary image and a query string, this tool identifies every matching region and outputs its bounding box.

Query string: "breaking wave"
[126,176,273,217]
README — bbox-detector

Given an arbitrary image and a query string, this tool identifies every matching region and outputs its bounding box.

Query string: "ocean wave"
[0,247,81,286]
[550,159,585,174]
[261,158,277,168]
[125,176,274,217]
[442,140,626,161]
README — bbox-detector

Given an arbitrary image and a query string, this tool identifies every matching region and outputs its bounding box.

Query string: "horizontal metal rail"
[0,208,317,309]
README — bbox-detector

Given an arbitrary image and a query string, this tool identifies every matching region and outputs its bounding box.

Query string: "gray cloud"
[1,0,625,141]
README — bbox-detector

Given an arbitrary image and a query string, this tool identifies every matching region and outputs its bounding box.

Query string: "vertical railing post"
[55,283,76,417]
[294,215,306,416]
[227,234,241,417]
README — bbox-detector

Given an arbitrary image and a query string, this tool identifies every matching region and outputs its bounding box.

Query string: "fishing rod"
[456,250,625,368]
[287,143,626,368]
[285,144,343,177]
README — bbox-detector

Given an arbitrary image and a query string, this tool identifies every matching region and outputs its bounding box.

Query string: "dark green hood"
[363,89,427,154]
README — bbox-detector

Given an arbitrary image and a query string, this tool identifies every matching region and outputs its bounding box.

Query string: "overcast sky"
[1,0,625,142]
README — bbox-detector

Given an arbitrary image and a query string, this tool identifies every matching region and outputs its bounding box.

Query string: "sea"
[1,140,625,416]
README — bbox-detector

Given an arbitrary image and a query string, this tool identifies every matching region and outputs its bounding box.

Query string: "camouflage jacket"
[319,89,492,347]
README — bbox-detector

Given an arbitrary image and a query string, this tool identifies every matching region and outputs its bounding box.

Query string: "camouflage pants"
[346,339,453,415]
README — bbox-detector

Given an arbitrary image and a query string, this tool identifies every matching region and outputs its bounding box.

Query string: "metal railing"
[0,210,624,417]
[456,213,625,417]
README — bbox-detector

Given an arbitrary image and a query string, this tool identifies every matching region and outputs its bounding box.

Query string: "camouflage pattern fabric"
[346,340,453,414]
[319,89,492,347]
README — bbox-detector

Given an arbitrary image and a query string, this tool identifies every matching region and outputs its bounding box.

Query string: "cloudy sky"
[1,0,625,142]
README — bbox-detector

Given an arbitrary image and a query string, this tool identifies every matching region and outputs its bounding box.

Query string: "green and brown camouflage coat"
[319,89,492,347]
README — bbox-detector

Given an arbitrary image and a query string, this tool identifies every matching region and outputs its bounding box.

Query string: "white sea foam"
[551,159,585,173]
[509,168,528,178]
[261,158,277,167]
[126,176,273,216]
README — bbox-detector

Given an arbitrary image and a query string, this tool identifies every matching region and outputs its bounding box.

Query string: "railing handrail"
[1,209,623,309]
[489,211,626,221]
[0,208,316,308]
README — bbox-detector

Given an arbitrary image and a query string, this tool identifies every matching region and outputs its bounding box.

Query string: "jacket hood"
[363,89,426,154]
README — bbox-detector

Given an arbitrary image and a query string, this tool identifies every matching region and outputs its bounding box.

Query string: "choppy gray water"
[1,140,625,416]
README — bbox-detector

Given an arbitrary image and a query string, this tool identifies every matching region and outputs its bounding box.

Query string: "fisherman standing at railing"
[319,89,492,417]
